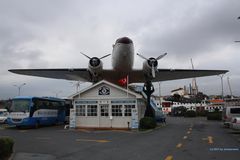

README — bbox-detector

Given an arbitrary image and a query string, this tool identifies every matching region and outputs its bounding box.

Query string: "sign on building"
[69,108,76,128]
[98,86,110,95]
[131,109,139,129]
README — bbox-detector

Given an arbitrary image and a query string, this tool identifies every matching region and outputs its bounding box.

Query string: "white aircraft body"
[9,37,228,85]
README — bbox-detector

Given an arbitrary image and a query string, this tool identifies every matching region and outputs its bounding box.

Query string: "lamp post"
[158,82,161,107]
[235,17,240,42]
[218,74,224,100]
[70,81,84,93]
[53,90,62,98]
[13,83,26,96]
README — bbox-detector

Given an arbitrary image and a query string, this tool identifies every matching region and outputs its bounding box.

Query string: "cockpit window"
[115,37,133,44]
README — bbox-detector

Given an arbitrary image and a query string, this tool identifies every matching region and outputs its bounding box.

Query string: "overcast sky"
[0,0,240,99]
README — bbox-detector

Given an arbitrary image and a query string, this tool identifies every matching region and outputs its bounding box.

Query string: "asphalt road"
[1,117,240,160]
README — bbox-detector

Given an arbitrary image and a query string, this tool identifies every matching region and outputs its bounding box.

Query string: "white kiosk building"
[69,80,146,129]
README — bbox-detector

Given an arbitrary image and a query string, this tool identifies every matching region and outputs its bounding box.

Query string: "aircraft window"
[115,37,133,44]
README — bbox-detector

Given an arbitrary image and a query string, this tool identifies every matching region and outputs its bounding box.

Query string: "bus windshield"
[10,99,30,112]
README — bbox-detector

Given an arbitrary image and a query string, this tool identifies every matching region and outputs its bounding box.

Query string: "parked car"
[0,109,9,123]
[230,117,240,130]
[222,106,240,127]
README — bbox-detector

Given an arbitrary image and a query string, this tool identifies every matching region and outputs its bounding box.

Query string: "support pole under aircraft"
[143,81,155,118]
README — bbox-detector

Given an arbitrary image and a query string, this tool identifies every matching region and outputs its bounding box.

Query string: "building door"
[99,104,111,128]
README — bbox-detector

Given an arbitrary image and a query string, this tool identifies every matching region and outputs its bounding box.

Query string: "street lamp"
[235,17,240,42]
[53,90,62,98]
[218,74,225,100]
[70,81,84,93]
[13,83,26,96]
[158,82,161,107]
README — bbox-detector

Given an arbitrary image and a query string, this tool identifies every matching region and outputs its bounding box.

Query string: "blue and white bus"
[7,96,66,128]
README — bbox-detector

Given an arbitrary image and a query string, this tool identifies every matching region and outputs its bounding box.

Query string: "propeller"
[137,53,167,78]
[80,52,111,60]
[80,52,111,67]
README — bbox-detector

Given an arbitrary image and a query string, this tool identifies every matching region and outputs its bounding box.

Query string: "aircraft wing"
[128,69,228,83]
[9,68,228,84]
[8,69,92,82]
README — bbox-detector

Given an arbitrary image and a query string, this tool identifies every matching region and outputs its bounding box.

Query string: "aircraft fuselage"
[112,37,134,74]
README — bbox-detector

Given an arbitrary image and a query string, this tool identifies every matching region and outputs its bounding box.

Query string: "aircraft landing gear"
[143,81,155,118]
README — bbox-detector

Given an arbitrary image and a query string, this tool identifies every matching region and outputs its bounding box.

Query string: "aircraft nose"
[116,37,133,44]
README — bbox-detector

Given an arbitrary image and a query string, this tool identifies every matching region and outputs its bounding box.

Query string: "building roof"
[68,80,142,99]
[209,99,224,103]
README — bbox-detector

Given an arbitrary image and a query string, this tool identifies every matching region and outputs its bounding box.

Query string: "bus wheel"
[35,121,40,129]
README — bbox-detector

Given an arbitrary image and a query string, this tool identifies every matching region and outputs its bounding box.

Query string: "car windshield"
[10,99,30,112]
[230,108,240,114]
[0,111,7,116]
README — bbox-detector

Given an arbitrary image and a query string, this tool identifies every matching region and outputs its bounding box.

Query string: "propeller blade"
[137,53,148,60]
[100,54,111,59]
[80,52,91,59]
[156,53,167,60]
[152,64,156,78]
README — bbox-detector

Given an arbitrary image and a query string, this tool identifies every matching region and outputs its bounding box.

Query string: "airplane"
[9,36,228,85]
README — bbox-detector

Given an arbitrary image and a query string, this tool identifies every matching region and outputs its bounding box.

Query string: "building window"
[101,105,109,116]
[76,105,86,116]
[112,105,122,116]
[124,105,134,116]
[87,105,97,116]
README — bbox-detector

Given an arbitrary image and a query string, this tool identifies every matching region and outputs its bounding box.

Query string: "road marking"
[36,137,51,140]
[187,131,191,134]
[176,143,183,148]
[19,130,27,133]
[208,136,213,144]
[76,139,110,143]
[165,155,173,160]
[77,129,92,133]
[202,136,214,144]
[189,127,192,131]
[111,130,133,134]
[183,136,188,139]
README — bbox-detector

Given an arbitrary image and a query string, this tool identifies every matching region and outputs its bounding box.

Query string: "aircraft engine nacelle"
[143,58,158,79]
[88,57,103,77]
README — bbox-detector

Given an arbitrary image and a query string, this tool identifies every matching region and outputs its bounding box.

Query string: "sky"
[0,0,240,99]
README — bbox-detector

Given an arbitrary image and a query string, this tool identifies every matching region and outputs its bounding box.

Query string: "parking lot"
[1,117,240,160]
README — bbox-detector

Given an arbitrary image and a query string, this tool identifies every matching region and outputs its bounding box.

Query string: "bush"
[184,110,196,117]
[207,111,222,120]
[171,106,187,116]
[139,117,157,129]
[196,111,208,117]
[0,137,14,160]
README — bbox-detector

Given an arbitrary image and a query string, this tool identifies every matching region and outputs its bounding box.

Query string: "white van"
[0,109,9,123]
[222,106,240,127]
